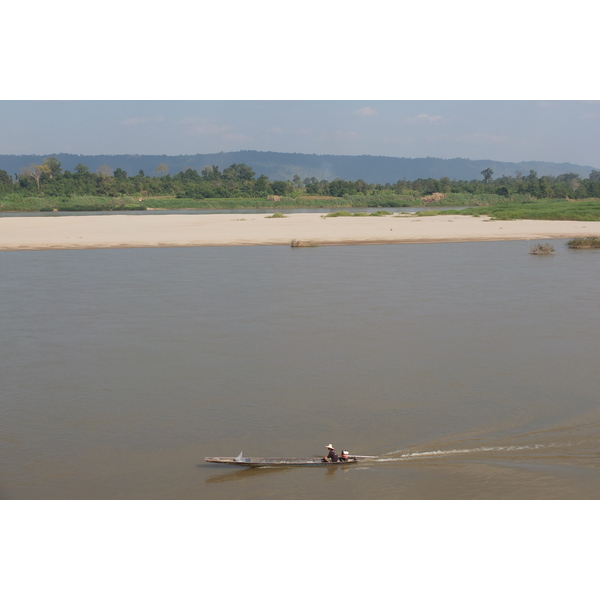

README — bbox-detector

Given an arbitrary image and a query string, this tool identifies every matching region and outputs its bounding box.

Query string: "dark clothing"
[326,448,339,463]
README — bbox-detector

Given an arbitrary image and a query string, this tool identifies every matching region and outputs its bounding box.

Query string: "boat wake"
[376,442,573,462]
[374,417,600,466]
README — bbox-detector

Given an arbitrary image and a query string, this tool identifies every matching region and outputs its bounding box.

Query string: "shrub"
[566,236,600,249]
[265,212,287,218]
[529,243,555,255]
[291,239,319,248]
[324,211,353,217]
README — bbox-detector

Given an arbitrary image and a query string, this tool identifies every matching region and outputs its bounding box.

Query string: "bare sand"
[1,212,599,251]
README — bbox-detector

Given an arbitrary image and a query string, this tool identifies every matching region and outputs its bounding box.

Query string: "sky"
[0,100,598,166]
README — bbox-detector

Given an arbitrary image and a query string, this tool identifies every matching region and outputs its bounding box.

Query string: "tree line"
[1,157,599,200]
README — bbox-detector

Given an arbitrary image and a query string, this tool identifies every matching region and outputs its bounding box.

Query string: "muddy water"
[1,240,599,499]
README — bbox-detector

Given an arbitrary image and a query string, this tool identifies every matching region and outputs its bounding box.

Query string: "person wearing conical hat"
[323,444,339,463]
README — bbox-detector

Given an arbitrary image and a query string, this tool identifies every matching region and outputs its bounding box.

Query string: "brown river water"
[1,239,599,500]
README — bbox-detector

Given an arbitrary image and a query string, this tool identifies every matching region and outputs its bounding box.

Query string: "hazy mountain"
[1,150,596,183]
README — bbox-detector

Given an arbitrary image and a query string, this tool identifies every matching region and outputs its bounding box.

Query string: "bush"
[291,239,319,248]
[566,236,600,249]
[324,211,354,217]
[529,243,555,255]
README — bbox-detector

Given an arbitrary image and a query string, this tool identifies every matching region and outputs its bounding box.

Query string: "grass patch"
[0,195,149,212]
[411,209,465,217]
[566,236,600,249]
[422,200,600,222]
[324,210,393,218]
[265,212,287,218]
[324,211,353,217]
[458,200,600,221]
[58,204,146,212]
[529,243,555,255]
[3,193,599,217]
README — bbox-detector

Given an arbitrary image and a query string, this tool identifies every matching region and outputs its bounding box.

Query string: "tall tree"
[0,169,12,187]
[223,163,255,181]
[481,168,493,183]
[74,163,89,174]
[97,165,113,179]
[270,180,293,196]
[155,163,169,176]
[20,164,44,189]
[42,156,62,179]
[254,174,269,193]
[201,165,221,179]
[557,172,581,191]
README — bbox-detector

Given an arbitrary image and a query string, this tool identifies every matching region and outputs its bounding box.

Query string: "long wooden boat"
[205,456,360,467]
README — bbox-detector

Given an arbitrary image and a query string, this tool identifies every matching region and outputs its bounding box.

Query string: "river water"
[1,238,599,499]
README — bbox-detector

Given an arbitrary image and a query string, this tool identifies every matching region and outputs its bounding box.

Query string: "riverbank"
[1,212,599,251]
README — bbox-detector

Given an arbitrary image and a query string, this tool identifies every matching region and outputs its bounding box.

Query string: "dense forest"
[1,156,599,204]
[0,156,600,212]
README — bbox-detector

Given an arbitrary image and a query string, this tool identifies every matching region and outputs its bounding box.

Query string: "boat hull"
[205,456,359,467]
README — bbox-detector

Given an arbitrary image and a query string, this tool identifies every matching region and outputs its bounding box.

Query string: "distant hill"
[1,151,597,183]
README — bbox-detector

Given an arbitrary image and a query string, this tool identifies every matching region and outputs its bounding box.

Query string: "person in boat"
[323,444,339,463]
[339,450,350,462]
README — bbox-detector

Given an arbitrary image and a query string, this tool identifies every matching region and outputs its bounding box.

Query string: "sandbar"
[0,212,599,251]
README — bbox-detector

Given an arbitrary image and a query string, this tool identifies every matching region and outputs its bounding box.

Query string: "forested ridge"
[0,150,596,183]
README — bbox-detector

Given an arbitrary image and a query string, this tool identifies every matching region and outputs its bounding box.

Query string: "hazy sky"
[0,100,598,166]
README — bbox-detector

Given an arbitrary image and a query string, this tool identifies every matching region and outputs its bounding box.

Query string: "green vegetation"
[1,156,599,218]
[265,212,287,218]
[566,236,600,249]
[414,200,600,222]
[0,195,149,212]
[529,243,555,255]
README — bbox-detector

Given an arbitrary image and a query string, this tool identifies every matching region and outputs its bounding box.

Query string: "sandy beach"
[1,212,599,251]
